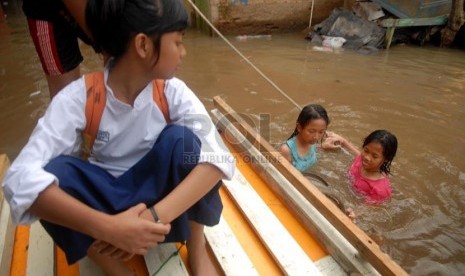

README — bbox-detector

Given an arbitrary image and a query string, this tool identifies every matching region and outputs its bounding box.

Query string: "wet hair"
[85,0,189,60]
[288,104,330,140]
[363,129,398,175]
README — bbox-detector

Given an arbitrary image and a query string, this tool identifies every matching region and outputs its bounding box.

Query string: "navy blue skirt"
[41,125,223,264]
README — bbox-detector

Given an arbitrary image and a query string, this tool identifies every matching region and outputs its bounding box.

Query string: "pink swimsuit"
[348,154,392,203]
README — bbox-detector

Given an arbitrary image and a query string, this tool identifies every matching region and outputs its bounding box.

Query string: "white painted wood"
[315,256,347,276]
[204,216,258,276]
[222,169,322,275]
[26,222,54,276]
[144,243,188,276]
[79,257,105,275]
[0,200,15,276]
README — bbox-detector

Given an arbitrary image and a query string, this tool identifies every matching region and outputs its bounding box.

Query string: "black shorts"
[24,4,94,76]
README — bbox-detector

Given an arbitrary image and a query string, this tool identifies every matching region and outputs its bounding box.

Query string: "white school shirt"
[3,69,235,225]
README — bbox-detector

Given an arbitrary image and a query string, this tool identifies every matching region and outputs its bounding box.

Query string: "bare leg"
[187,221,219,276]
[87,242,134,276]
[46,67,81,98]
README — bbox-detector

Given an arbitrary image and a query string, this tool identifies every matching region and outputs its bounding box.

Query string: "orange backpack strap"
[82,72,106,160]
[82,75,168,160]
[152,79,170,123]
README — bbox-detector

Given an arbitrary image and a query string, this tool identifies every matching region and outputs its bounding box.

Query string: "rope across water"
[185,0,302,110]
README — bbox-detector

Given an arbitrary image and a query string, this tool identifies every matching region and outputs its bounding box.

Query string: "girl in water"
[278,104,333,172]
[277,104,357,217]
[330,129,398,203]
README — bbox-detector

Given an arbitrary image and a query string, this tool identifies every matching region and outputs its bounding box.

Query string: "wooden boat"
[0,96,407,275]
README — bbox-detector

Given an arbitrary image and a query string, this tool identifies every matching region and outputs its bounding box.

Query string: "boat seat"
[222,169,323,275]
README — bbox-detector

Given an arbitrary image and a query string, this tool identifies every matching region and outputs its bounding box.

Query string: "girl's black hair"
[288,104,329,140]
[363,129,398,175]
[85,0,189,60]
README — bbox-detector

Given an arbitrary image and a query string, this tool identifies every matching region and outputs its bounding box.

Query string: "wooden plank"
[78,257,105,276]
[55,246,80,276]
[315,256,347,275]
[144,243,188,276]
[204,216,259,276]
[0,154,8,209]
[379,15,448,27]
[0,154,14,276]
[223,168,322,275]
[0,200,15,276]
[212,96,408,276]
[10,225,30,276]
[385,26,397,49]
[26,222,54,276]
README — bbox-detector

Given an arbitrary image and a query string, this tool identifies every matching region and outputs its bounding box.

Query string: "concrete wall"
[188,0,350,35]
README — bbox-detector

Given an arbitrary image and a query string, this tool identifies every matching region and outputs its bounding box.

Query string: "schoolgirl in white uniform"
[2,0,234,275]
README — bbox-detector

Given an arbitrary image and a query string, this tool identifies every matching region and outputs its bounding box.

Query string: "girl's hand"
[100,203,171,256]
[322,132,345,150]
[346,207,357,223]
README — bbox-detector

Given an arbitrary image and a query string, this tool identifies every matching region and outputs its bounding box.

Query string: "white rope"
[185,0,301,110]
[308,0,315,29]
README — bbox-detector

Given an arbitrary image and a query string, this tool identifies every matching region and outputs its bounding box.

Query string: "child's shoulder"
[164,77,200,103]
[52,77,86,105]
[165,77,191,97]
[165,77,187,90]
[278,142,290,151]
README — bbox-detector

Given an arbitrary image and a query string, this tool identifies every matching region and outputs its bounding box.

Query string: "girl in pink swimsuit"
[328,129,398,204]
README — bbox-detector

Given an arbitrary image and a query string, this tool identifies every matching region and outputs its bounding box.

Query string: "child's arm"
[322,132,360,156]
[277,143,293,164]
[153,80,236,222]
[62,0,109,61]
[142,163,224,223]
[62,0,91,39]
[339,136,360,156]
[29,183,170,255]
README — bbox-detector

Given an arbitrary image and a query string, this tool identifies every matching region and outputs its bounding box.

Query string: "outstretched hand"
[346,207,357,224]
[322,131,345,150]
[98,203,171,256]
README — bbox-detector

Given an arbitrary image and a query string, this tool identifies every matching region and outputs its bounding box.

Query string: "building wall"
[192,0,348,34]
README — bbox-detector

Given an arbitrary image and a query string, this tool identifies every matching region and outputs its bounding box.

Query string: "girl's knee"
[159,125,201,154]
[44,155,79,177]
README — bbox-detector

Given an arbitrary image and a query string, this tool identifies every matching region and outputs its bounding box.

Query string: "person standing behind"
[3,0,234,275]
[23,0,99,98]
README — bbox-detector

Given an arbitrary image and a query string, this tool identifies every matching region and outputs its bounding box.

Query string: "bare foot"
[88,242,134,276]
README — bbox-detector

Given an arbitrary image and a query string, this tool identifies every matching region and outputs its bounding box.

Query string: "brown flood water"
[1,1,465,275]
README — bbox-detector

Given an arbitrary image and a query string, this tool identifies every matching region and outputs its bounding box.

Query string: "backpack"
[81,72,170,160]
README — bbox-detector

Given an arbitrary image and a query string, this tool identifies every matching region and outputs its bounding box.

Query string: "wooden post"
[385,19,398,49]
[441,0,465,47]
